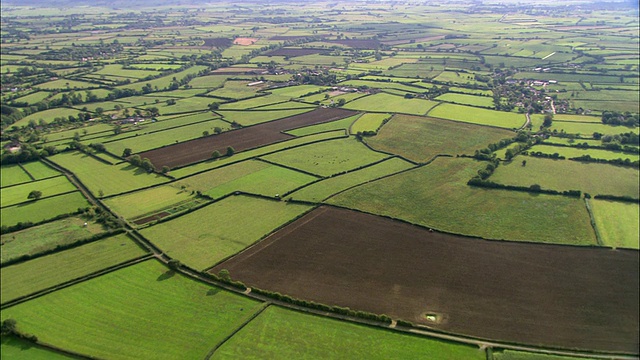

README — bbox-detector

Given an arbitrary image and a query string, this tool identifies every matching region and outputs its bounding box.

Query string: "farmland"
[0,0,638,358]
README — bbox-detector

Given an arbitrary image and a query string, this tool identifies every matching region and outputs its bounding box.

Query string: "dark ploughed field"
[212,206,639,353]
[139,108,356,169]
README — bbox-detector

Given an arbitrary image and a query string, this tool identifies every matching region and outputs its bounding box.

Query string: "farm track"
[36,160,639,359]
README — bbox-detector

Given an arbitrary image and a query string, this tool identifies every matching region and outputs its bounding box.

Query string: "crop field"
[367,115,513,163]
[216,108,313,126]
[139,108,356,169]
[428,104,526,129]
[491,157,639,198]
[1,2,638,358]
[0,217,105,264]
[287,157,415,202]
[213,305,485,360]
[590,199,639,249]
[168,130,348,178]
[213,206,638,353]
[1,233,147,303]
[1,192,89,228]
[0,260,263,360]
[328,157,596,244]
[177,160,317,199]
[140,195,311,270]
[48,152,169,197]
[261,138,389,177]
[344,93,439,115]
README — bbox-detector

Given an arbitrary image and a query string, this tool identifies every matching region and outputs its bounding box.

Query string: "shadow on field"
[157,270,176,281]
[206,288,221,296]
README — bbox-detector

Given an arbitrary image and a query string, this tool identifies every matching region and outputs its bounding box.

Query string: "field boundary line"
[203,302,271,360]
[17,162,36,181]
[584,197,604,246]
[0,189,82,210]
[0,173,65,190]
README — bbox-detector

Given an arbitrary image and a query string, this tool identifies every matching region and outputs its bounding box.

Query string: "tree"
[27,190,42,200]
[213,127,222,134]
[543,113,553,128]
[336,98,346,107]
[113,124,122,135]
[208,102,220,111]
[504,148,515,160]
[211,150,221,159]
[522,160,527,166]
[122,148,132,157]
[202,130,210,137]
[141,158,155,173]
[129,154,142,167]
[167,259,182,270]
[226,146,235,156]
[1,319,17,335]
[218,269,231,282]
[162,166,170,174]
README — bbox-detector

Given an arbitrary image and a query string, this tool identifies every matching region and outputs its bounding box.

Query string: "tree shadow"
[157,270,176,281]
[206,288,221,296]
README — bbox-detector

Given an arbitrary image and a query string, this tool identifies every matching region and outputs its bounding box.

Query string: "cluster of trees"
[468,177,581,198]
[601,111,639,127]
[129,155,156,173]
[0,143,57,165]
[526,151,565,160]
[570,154,639,168]
[1,319,38,343]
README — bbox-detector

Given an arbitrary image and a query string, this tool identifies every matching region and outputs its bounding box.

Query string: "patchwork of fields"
[1,1,638,359]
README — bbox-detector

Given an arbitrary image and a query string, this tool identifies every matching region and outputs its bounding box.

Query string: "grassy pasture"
[35,79,98,91]
[253,100,317,110]
[493,350,591,360]
[103,185,196,220]
[1,192,89,228]
[433,71,487,87]
[269,84,328,98]
[20,161,61,180]
[429,103,525,129]
[285,115,359,137]
[528,144,639,162]
[169,131,347,178]
[328,157,596,245]
[367,114,513,163]
[0,217,104,264]
[118,65,208,92]
[344,93,438,115]
[48,152,168,197]
[13,91,51,105]
[1,176,77,208]
[288,157,415,202]
[187,75,228,89]
[492,157,639,198]
[213,305,485,360]
[217,108,313,126]
[340,80,425,93]
[177,160,317,199]
[0,260,263,360]
[140,195,311,270]
[261,137,389,177]
[219,94,290,110]
[350,113,391,134]
[206,80,263,99]
[553,114,603,123]
[0,233,147,303]
[1,165,31,187]
[590,199,639,249]
[13,108,82,128]
[435,93,494,108]
[156,96,216,115]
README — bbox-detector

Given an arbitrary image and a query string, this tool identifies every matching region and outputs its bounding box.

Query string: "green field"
[13,108,82,128]
[493,349,591,360]
[0,233,147,303]
[491,156,639,198]
[549,120,639,136]
[206,80,262,99]
[1,176,77,208]
[20,161,60,180]
[328,157,596,245]
[428,103,526,129]
[286,115,359,137]
[103,184,197,220]
[435,93,494,108]
[0,165,31,187]
[118,65,208,92]
[1,192,89,228]
[139,195,311,270]
[367,114,513,162]
[590,199,639,249]
[219,94,290,110]
[0,217,105,264]
[288,157,415,202]
[213,305,485,360]
[553,114,603,123]
[169,131,348,178]
[344,93,439,115]
[261,137,389,177]
[527,144,639,162]
[0,336,75,360]
[177,160,317,199]
[0,260,263,360]
[48,152,168,197]
[350,113,391,134]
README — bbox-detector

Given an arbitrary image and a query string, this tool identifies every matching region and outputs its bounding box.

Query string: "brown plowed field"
[203,38,232,47]
[139,108,356,169]
[328,39,380,49]
[212,206,639,353]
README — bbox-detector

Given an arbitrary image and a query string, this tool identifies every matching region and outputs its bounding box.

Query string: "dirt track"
[139,108,356,169]
[212,206,639,354]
